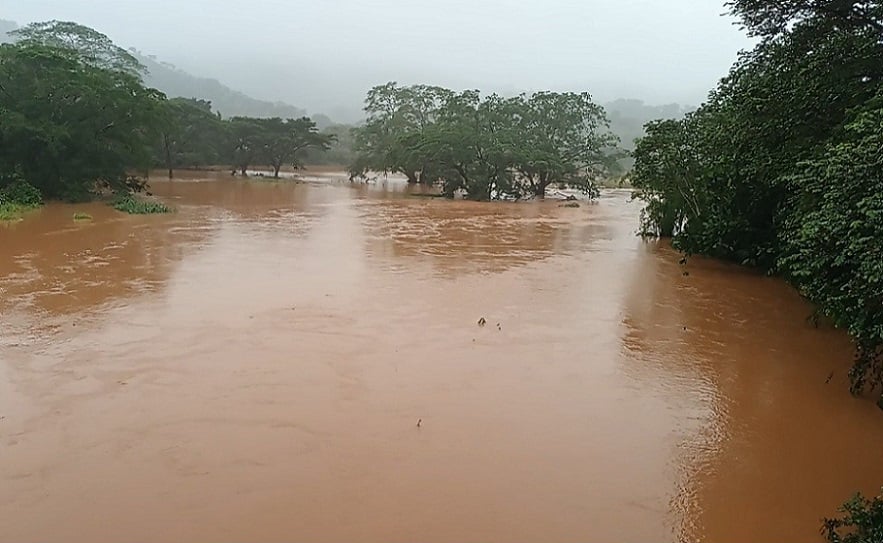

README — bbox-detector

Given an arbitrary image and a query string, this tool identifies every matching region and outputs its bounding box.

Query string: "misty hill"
[132,50,319,122]
[605,99,693,150]
[0,20,18,42]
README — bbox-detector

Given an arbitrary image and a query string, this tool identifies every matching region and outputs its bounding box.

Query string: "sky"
[4,0,753,120]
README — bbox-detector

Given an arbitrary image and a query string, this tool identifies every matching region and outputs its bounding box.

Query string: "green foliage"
[0,24,165,202]
[0,173,43,207]
[112,196,172,215]
[12,20,144,76]
[72,212,93,221]
[821,490,883,543]
[351,82,619,200]
[157,98,228,175]
[253,117,334,178]
[631,0,883,394]
[0,202,30,221]
[779,100,883,395]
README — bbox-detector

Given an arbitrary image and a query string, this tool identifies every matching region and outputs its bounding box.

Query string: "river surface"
[1,172,881,543]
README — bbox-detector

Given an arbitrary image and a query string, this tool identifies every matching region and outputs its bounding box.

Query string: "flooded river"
[1,172,881,542]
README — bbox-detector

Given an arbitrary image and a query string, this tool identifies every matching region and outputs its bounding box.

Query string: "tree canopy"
[351,83,620,200]
[631,0,883,396]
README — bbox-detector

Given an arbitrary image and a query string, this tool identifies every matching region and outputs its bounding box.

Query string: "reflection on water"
[0,172,881,543]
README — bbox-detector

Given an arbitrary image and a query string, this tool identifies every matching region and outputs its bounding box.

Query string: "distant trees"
[159,98,226,178]
[631,0,883,396]
[252,117,334,178]
[351,83,620,200]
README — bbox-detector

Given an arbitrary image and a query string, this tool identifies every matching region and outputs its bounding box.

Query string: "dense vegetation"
[0,20,333,216]
[349,83,621,200]
[631,0,883,401]
[822,489,883,543]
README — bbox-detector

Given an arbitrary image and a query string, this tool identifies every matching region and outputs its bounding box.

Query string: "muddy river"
[1,172,881,542]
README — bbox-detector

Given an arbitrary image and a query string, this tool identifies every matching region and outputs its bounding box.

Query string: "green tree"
[158,98,227,178]
[631,0,883,393]
[510,91,619,198]
[779,99,883,397]
[227,117,263,176]
[11,20,144,76]
[822,489,883,543]
[0,41,165,200]
[351,82,454,183]
[255,117,334,178]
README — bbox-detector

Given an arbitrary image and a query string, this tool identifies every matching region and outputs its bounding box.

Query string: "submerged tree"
[256,117,334,178]
[350,83,619,200]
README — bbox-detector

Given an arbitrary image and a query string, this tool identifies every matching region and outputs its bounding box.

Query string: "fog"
[5,0,752,121]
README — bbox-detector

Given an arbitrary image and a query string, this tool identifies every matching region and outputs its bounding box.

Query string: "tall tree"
[11,20,145,77]
[256,117,334,178]
[0,41,164,200]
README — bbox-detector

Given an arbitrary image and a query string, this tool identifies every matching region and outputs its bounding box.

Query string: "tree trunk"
[535,174,550,198]
[163,133,174,180]
[240,165,248,177]
[273,164,281,178]
[405,171,418,184]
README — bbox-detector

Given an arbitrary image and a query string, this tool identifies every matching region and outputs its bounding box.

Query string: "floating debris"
[478,317,486,327]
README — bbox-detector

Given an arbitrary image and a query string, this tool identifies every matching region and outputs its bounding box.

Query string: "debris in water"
[478,317,486,327]
[825,372,834,384]
[417,419,422,428]
[497,323,502,331]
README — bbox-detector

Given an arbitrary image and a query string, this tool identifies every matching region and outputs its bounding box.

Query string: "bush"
[822,490,883,543]
[0,173,43,207]
[111,195,171,214]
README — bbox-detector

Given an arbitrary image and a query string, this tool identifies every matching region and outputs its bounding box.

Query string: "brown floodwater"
[1,171,881,543]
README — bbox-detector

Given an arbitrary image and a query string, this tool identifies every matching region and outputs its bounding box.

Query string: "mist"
[4,0,752,121]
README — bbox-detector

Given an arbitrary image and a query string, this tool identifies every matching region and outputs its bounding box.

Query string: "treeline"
[0,21,333,211]
[349,83,622,200]
[631,1,883,402]
[155,98,333,178]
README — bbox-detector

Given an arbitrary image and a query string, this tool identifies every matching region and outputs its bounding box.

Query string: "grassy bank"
[0,201,38,221]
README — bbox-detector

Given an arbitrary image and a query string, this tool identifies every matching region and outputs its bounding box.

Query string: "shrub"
[822,490,883,543]
[0,173,43,207]
[112,195,171,214]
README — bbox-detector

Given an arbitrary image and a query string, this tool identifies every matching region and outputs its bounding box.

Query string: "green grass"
[72,212,93,221]
[112,195,172,215]
[0,201,37,221]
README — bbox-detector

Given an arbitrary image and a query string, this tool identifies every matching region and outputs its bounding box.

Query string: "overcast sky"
[5,0,752,118]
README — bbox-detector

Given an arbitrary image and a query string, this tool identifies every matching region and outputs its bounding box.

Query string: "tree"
[255,117,334,178]
[350,84,619,200]
[157,98,227,178]
[821,489,883,543]
[510,91,620,198]
[11,20,144,77]
[227,117,263,176]
[351,82,454,183]
[778,99,883,397]
[0,41,165,200]
[631,0,883,393]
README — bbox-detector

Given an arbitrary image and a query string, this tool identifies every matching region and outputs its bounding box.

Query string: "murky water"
[1,172,881,543]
